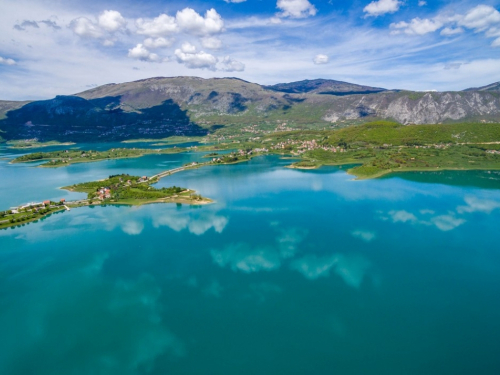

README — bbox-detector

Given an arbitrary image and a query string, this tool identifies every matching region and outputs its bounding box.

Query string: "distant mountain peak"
[263,79,387,95]
[464,81,500,92]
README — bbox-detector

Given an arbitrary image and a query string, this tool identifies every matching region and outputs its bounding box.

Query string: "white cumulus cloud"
[276,0,317,19]
[313,54,329,64]
[217,56,245,72]
[459,5,500,31]
[70,17,103,39]
[180,41,197,53]
[98,10,126,32]
[127,44,160,62]
[390,17,443,35]
[143,37,174,49]
[201,36,223,50]
[174,47,218,70]
[136,14,178,37]
[364,0,402,17]
[69,10,126,45]
[0,56,16,65]
[176,8,224,36]
[389,4,500,47]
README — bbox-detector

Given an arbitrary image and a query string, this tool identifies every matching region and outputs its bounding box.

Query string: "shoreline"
[6,141,76,149]
[4,151,500,230]
[348,165,500,180]
[10,148,187,167]
[285,160,500,180]
[1,195,214,230]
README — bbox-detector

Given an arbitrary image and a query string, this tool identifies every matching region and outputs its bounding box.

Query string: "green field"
[277,121,500,178]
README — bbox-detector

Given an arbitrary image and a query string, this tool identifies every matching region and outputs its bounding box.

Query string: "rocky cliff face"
[1,77,500,142]
[320,91,500,124]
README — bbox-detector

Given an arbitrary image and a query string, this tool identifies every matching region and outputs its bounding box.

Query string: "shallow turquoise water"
[1,153,500,374]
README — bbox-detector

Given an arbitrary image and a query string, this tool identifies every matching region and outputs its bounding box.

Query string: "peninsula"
[0,172,211,230]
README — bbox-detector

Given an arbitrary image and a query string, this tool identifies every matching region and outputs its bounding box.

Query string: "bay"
[1,151,500,375]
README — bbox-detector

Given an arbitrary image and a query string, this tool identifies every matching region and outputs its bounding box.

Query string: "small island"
[6,139,76,149]
[12,147,186,167]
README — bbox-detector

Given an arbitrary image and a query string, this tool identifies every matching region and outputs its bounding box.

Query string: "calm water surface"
[1,150,500,375]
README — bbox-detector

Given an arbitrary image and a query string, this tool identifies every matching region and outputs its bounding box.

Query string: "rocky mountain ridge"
[1,77,499,142]
[464,81,500,92]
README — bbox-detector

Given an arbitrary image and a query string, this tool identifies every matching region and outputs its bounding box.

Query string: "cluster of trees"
[213,154,241,163]
[6,207,54,224]
[111,185,184,201]
[15,152,46,162]
[0,210,13,217]
[73,174,138,192]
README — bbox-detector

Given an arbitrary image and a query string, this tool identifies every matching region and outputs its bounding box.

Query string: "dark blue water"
[1,153,500,375]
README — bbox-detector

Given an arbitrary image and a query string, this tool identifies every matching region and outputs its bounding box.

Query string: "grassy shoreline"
[0,206,67,230]
[11,147,187,167]
[286,158,500,179]
[6,140,76,149]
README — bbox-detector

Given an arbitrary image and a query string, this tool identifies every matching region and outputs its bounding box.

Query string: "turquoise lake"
[1,145,500,374]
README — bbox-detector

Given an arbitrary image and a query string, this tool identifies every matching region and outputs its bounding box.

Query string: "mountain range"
[1,77,499,142]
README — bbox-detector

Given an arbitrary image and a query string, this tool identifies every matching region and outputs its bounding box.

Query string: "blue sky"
[1,0,500,100]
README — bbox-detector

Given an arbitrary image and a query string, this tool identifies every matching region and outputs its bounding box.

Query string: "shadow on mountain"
[318,90,386,96]
[0,95,208,142]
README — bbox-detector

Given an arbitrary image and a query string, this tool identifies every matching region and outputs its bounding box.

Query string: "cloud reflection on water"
[290,253,372,288]
[0,252,184,375]
[383,209,466,232]
[457,196,500,214]
[153,211,228,235]
[66,206,230,237]
[209,223,372,289]
[210,227,307,273]
[351,230,377,242]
